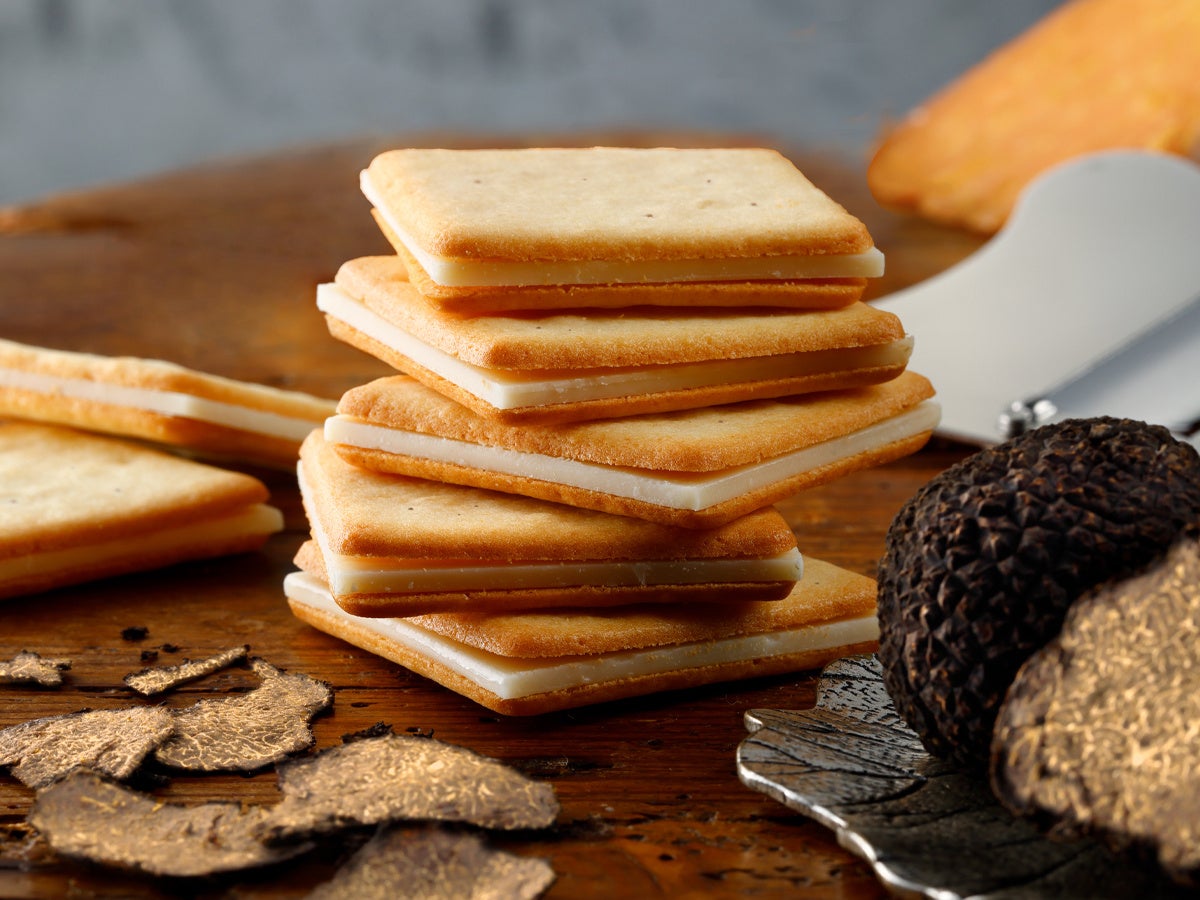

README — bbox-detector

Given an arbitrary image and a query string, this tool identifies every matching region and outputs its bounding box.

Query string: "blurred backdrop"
[0,0,1059,205]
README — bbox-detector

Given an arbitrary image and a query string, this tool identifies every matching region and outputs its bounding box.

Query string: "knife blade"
[998,292,1200,446]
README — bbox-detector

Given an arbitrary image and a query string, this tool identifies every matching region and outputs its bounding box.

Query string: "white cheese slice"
[317,284,914,410]
[362,171,885,286]
[285,570,879,701]
[296,458,803,596]
[0,367,321,441]
[0,504,283,586]
[325,400,941,513]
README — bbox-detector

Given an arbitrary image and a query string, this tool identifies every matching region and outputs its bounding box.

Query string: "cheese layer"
[0,504,283,583]
[325,400,941,512]
[362,170,885,285]
[317,284,913,409]
[285,571,879,700]
[0,367,320,441]
[297,457,802,595]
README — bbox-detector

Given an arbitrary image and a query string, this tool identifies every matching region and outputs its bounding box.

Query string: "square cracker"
[329,371,939,527]
[323,257,912,423]
[284,556,879,715]
[333,257,902,370]
[371,210,866,314]
[296,430,801,615]
[0,338,336,468]
[0,422,282,600]
[363,147,881,286]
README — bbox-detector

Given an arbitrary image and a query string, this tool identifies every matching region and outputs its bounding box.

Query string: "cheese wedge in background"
[362,147,884,288]
[0,422,282,601]
[325,371,939,528]
[284,556,879,716]
[319,257,912,423]
[0,338,335,468]
[295,430,803,616]
[868,0,1200,233]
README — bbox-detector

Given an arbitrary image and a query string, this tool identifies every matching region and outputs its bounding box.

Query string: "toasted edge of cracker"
[325,314,911,424]
[371,216,865,311]
[0,422,282,599]
[283,558,879,715]
[0,337,334,466]
[293,539,796,617]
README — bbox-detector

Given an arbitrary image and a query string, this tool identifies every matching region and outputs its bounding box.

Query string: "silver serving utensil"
[874,152,1200,446]
[998,292,1200,446]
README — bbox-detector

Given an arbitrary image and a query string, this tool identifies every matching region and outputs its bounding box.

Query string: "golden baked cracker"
[334,256,900,369]
[324,313,910,425]
[363,147,881,287]
[294,539,798,616]
[0,338,336,468]
[283,557,879,715]
[409,556,873,657]
[0,422,282,600]
[321,257,912,423]
[328,372,939,527]
[296,430,801,615]
[370,211,865,313]
[868,0,1200,233]
[336,371,934,471]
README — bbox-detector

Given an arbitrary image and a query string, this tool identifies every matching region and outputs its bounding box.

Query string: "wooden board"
[0,133,979,898]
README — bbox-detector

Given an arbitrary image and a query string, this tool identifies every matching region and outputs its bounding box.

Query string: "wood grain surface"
[0,133,981,898]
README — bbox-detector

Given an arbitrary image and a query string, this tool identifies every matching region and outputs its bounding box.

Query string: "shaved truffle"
[877,418,1200,766]
[0,706,174,788]
[123,645,248,696]
[305,825,555,900]
[992,539,1200,885]
[260,733,560,842]
[153,658,332,772]
[0,651,70,687]
[29,771,307,877]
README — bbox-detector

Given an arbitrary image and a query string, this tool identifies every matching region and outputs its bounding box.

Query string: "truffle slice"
[305,825,555,900]
[153,658,332,772]
[992,539,1200,886]
[28,771,307,878]
[0,706,174,788]
[259,733,559,842]
[0,651,71,687]
[877,417,1200,766]
[123,645,248,696]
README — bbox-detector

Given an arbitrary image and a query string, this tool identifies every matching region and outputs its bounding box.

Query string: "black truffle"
[876,417,1200,766]
[991,538,1200,886]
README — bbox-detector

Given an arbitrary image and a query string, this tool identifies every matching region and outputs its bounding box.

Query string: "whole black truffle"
[876,417,1200,767]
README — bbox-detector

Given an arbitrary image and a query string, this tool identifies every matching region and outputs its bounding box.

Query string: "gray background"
[0,1,1059,206]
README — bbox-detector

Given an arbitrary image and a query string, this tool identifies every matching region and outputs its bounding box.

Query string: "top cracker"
[363,147,882,287]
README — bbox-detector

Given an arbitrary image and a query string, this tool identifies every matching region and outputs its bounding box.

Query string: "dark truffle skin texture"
[876,417,1200,767]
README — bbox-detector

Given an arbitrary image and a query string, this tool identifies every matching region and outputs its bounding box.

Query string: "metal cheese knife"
[873,151,1200,446]
[997,293,1200,446]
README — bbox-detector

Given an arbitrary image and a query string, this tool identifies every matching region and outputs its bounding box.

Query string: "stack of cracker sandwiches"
[284,146,940,715]
[0,342,338,600]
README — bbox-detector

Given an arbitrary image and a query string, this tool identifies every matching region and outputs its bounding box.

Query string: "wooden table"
[0,134,981,898]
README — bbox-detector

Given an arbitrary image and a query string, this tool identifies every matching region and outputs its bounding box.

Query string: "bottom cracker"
[283,558,879,715]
